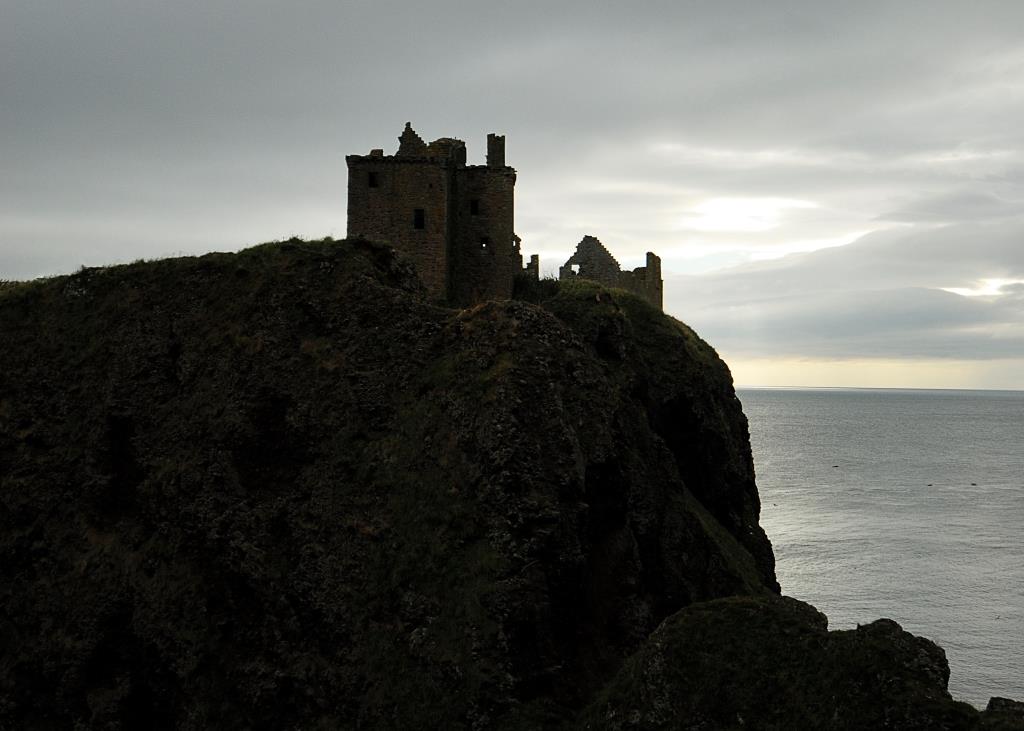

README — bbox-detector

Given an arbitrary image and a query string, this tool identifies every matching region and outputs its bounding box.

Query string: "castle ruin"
[559,236,663,310]
[346,124,661,310]
[346,123,537,306]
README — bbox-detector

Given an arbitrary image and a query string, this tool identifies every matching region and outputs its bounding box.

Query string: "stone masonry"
[346,123,534,306]
[347,124,663,310]
[559,235,663,310]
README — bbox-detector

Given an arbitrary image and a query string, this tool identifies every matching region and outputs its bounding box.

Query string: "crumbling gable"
[560,235,663,310]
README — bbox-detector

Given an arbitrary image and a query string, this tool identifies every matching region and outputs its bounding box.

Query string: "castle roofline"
[347,124,513,169]
[345,155,517,175]
[346,154,465,165]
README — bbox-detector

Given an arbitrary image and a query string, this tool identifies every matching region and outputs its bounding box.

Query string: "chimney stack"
[486,133,505,168]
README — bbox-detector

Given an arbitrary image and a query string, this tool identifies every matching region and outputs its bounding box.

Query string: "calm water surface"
[739,388,1024,708]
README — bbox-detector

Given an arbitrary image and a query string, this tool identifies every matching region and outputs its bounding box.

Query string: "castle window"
[480,236,490,250]
[470,199,480,215]
[414,209,425,229]
[368,172,379,188]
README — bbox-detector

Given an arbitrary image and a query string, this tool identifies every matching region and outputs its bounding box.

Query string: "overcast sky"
[3,1,1023,388]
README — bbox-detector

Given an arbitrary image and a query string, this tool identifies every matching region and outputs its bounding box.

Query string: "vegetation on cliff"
[0,239,1017,729]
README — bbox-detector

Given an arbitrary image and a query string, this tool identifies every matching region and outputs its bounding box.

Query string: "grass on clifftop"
[0,237,352,299]
[517,274,719,361]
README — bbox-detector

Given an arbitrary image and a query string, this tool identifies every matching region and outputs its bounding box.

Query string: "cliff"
[0,239,1017,729]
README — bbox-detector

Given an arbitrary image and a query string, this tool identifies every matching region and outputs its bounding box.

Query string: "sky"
[3,1,1023,389]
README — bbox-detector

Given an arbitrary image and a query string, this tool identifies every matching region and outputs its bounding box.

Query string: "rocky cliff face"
[0,240,1016,729]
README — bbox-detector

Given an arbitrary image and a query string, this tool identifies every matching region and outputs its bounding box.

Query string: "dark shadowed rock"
[983,698,1024,730]
[0,239,1016,729]
[579,596,985,730]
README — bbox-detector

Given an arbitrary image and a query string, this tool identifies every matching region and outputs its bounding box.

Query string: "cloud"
[880,190,1024,223]
[668,220,1024,360]
[2,1,1024,388]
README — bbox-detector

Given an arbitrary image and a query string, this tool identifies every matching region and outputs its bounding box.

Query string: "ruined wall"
[560,236,663,311]
[638,252,663,310]
[347,156,453,299]
[619,252,663,310]
[524,254,540,279]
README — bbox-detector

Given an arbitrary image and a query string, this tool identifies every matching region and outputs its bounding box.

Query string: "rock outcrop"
[0,239,1015,729]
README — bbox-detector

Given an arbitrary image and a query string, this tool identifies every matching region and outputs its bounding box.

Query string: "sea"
[739,387,1024,709]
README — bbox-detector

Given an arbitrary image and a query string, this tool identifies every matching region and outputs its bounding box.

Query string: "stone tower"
[346,123,531,306]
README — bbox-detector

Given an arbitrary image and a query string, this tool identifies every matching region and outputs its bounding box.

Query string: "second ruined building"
[560,235,663,311]
[346,123,662,310]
